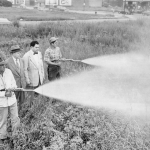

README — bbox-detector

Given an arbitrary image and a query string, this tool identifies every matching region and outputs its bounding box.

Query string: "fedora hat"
[10,45,22,53]
[49,37,58,43]
[0,57,6,66]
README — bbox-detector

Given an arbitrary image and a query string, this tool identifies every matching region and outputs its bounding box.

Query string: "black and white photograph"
[0,0,150,149]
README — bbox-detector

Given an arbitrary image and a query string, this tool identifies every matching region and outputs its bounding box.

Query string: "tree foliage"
[0,0,12,7]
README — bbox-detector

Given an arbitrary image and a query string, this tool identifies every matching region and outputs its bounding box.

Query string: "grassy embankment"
[0,7,114,22]
[0,18,150,149]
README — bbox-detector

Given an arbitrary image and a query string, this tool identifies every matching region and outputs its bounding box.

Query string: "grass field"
[0,9,150,149]
[0,7,114,21]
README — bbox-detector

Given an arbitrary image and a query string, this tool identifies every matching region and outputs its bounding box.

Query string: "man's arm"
[5,69,17,90]
[40,52,45,80]
[44,49,60,66]
[3,69,17,97]
[23,53,31,85]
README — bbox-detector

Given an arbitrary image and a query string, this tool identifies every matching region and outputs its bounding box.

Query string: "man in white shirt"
[6,45,26,111]
[0,57,20,144]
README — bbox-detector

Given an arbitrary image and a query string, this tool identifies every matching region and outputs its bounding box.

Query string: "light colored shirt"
[12,56,20,68]
[44,47,62,62]
[32,50,39,66]
[0,68,17,107]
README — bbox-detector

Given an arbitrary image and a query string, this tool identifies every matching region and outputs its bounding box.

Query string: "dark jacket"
[5,57,26,88]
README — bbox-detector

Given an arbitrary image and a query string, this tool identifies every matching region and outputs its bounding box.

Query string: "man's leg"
[16,91,25,111]
[20,91,25,110]
[47,65,59,81]
[26,85,34,107]
[9,103,20,136]
[0,107,8,141]
[33,79,41,98]
[56,72,60,79]
[15,91,22,111]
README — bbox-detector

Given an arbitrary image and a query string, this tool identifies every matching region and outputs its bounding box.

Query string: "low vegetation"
[0,17,150,149]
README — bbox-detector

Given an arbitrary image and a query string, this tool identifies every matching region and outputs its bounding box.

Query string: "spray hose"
[0,88,34,92]
[59,58,82,62]
[0,88,34,97]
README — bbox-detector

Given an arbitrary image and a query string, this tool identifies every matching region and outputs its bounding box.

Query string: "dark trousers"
[26,80,41,107]
[14,91,25,112]
[47,65,61,81]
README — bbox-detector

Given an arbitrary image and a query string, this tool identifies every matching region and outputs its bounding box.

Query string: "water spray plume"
[35,52,150,119]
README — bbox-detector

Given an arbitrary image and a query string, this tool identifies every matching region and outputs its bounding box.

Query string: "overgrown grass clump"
[1,19,150,149]
[0,21,139,58]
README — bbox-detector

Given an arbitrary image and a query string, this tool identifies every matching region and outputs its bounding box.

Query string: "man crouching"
[0,56,20,145]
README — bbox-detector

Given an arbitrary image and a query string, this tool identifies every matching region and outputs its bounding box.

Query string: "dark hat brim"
[10,48,22,53]
[49,38,58,43]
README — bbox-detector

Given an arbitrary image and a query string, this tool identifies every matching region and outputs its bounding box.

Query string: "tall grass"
[1,19,150,149]
[0,21,139,58]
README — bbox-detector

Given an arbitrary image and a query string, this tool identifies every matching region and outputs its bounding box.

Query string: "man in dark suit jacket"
[6,45,26,111]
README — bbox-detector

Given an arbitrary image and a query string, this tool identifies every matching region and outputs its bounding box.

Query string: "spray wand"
[58,58,82,62]
[0,88,34,97]
[0,88,34,92]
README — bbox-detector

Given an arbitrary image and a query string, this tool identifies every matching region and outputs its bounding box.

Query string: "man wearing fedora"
[23,41,44,101]
[44,37,62,81]
[0,56,20,144]
[6,45,26,111]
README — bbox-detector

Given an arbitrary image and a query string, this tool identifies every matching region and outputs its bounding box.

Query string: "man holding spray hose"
[44,37,81,81]
[44,37,62,81]
[5,45,26,111]
[0,56,20,145]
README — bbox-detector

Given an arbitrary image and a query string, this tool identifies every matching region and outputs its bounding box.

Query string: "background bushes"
[0,0,12,7]
[0,21,140,58]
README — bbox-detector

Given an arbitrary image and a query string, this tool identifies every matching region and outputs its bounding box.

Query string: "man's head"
[49,37,58,48]
[10,45,22,59]
[30,41,39,53]
[0,57,5,75]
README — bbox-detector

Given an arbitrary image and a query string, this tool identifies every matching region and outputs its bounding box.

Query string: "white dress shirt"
[0,68,17,107]
[32,51,39,66]
[12,56,20,68]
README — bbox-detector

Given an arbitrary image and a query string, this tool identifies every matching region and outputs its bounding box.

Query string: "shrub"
[0,0,12,7]
[12,20,20,28]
